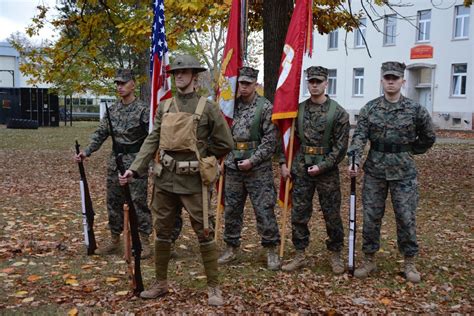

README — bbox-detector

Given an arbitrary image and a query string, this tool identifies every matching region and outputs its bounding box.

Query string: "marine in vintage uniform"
[218,66,281,270]
[74,69,153,259]
[280,66,350,274]
[120,55,233,306]
[348,61,436,283]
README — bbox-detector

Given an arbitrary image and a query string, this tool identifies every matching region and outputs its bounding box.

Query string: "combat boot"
[354,253,377,278]
[329,251,345,275]
[139,233,152,259]
[267,246,281,271]
[140,280,169,299]
[404,256,421,283]
[96,233,120,255]
[208,286,224,306]
[281,250,306,272]
[217,245,238,264]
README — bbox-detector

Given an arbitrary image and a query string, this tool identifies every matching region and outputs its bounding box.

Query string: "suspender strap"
[248,97,265,142]
[321,99,337,148]
[297,99,337,148]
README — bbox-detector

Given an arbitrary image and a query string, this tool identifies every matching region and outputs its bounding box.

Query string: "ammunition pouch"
[371,141,413,153]
[161,153,176,171]
[176,161,200,175]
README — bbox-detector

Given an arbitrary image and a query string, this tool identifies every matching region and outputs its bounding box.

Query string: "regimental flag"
[217,0,243,125]
[272,0,313,205]
[149,0,172,132]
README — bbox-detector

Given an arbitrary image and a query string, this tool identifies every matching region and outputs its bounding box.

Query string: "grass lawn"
[0,122,472,313]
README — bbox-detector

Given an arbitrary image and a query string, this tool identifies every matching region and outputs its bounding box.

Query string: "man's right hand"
[280,163,291,180]
[74,151,86,163]
[348,164,359,178]
[119,170,134,186]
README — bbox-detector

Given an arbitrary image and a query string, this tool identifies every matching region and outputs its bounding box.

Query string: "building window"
[353,68,364,96]
[355,18,367,48]
[452,64,467,96]
[417,10,431,42]
[327,69,337,95]
[328,30,338,49]
[454,5,470,39]
[383,14,397,45]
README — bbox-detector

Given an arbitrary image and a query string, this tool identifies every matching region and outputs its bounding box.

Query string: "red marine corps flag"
[271,0,313,256]
[149,0,172,132]
[215,0,244,243]
[217,0,243,124]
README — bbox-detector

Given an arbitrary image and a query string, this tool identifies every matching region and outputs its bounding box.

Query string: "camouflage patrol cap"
[305,66,328,81]
[168,54,207,73]
[238,66,259,83]
[381,61,406,77]
[114,68,135,83]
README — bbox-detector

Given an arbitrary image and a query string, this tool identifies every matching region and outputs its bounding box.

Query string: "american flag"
[149,0,172,132]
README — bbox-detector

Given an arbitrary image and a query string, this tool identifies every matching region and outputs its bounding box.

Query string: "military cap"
[238,66,259,83]
[114,68,134,83]
[381,61,406,77]
[168,54,207,73]
[305,66,328,81]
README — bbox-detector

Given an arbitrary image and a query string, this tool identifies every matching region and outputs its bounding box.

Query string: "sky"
[0,0,57,42]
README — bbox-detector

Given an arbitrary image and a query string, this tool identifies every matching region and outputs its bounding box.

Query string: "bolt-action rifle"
[75,140,97,256]
[348,153,357,275]
[105,105,144,295]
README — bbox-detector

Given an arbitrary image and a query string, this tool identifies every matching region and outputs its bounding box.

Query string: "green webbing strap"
[297,101,306,146]
[297,98,337,148]
[322,99,337,148]
[248,97,265,142]
[163,98,174,113]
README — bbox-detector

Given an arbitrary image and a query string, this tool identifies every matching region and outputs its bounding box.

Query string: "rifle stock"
[123,204,136,290]
[105,105,144,295]
[75,140,97,255]
[348,153,357,275]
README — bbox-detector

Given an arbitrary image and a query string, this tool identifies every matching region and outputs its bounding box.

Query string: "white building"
[303,0,473,130]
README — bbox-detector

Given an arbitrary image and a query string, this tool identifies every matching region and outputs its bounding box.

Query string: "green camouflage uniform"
[129,91,233,287]
[84,99,152,236]
[223,91,280,248]
[349,93,435,257]
[288,96,350,251]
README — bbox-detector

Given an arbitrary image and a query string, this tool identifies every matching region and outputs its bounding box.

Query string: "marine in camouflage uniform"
[348,61,435,283]
[281,66,350,274]
[75,69,153,258]
[218,66,281,270]
[120,55,233,306]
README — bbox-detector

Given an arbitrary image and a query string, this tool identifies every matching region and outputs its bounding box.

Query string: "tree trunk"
[263,0,293,102]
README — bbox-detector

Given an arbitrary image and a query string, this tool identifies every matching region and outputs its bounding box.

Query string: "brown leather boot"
[139,233,152,259]
[140,280,169,299]
[96,233,120,255]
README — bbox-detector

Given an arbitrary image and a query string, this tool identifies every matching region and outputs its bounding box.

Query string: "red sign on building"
[410,45,434,59]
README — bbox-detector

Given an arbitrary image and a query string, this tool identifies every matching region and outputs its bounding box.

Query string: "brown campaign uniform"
[129,91,233,287]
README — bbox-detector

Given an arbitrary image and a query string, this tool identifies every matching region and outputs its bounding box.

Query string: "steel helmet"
[168,54,207,73]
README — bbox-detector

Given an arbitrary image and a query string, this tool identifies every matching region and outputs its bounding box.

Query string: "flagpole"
[214,160,225,245]
[279,118,296,258]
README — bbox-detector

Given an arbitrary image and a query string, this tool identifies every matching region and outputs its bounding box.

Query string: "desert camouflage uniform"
[223,94,280,248]
[84,99,152,235]
[349,94,435,256]
[286,96,350,251]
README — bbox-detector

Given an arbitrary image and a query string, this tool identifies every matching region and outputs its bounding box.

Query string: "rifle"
[123,204,136,290]
[105,105,144,295]
[348,153,357,275]
[75,140,97,255]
